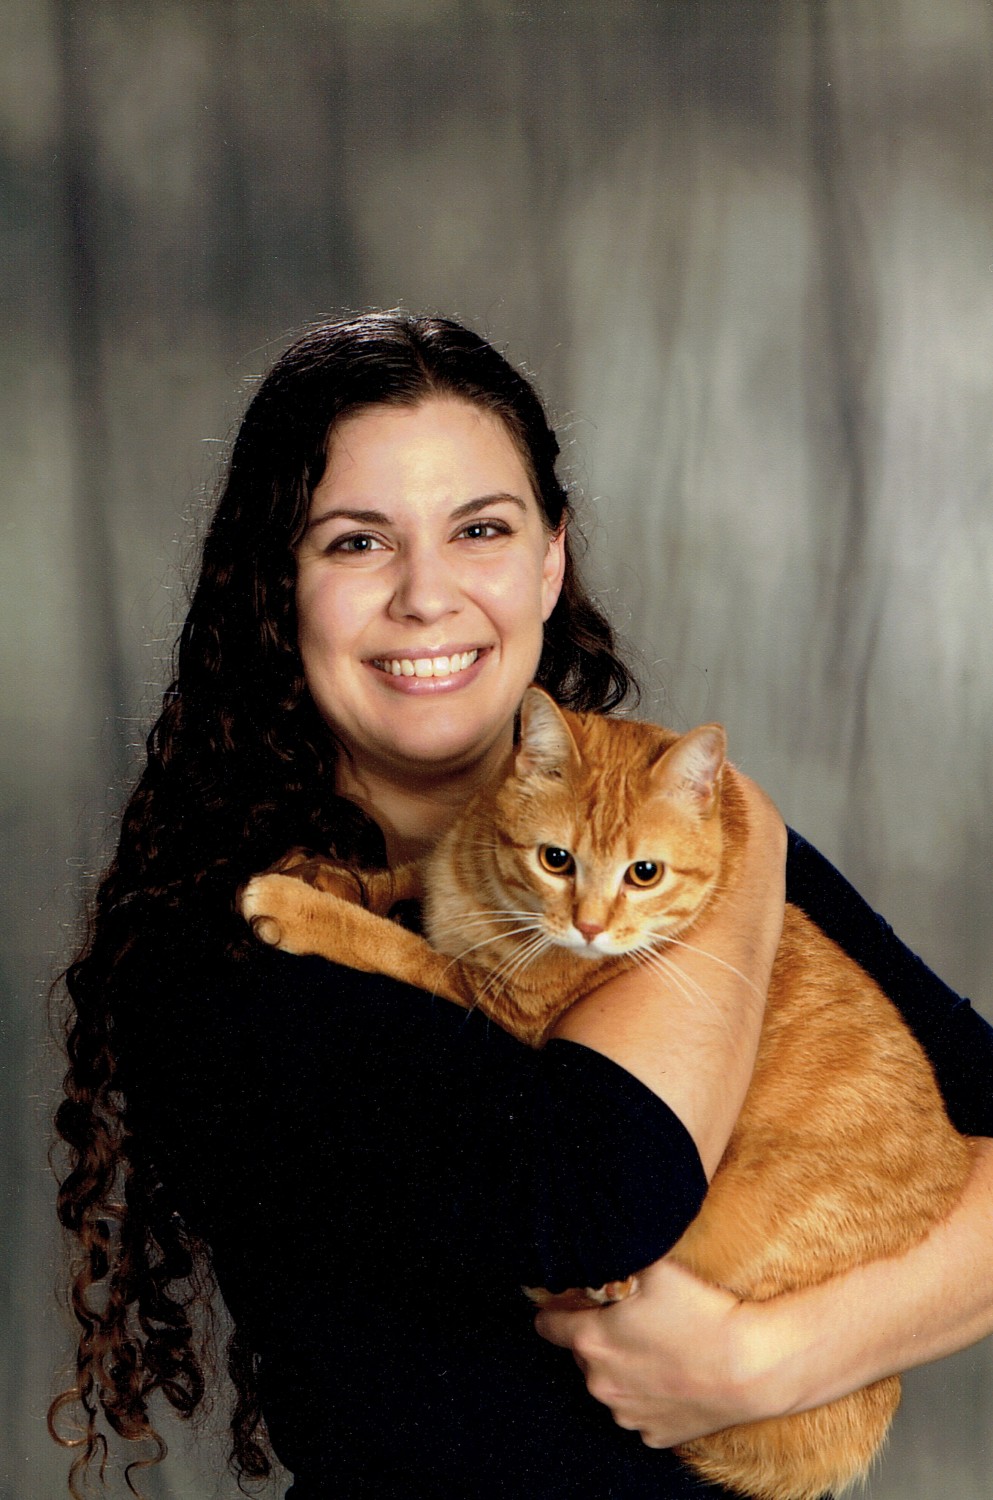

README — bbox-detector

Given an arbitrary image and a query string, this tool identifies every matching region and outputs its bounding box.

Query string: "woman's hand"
[534,1257,765,1449]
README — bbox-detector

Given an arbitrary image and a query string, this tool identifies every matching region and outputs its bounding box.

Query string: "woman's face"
[295,397,566,790]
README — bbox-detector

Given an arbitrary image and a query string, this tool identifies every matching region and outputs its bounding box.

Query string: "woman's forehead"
[313,398,538,514]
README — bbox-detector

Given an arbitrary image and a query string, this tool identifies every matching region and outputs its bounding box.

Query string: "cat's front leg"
[239,873,472,1008]
[263,849,422,914]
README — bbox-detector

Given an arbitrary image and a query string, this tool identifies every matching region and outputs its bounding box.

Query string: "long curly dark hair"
[49,311,639,1494]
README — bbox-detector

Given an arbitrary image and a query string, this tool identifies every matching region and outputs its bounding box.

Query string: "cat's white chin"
[561,931,624,958]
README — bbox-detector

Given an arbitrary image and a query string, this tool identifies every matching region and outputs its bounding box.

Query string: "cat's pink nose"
[576,920,605,942]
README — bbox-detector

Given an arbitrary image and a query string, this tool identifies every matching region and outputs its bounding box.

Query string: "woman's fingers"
[534,1256,761,1448]
[532,1304,598,1349]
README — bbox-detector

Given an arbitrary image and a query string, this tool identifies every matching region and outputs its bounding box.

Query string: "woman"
[50,312,993,1498]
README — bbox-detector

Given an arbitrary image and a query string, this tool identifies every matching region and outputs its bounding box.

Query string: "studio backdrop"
[3,3,991,1496]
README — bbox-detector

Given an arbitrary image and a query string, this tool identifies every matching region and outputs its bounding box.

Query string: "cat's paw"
[522,1276,638,1310]
[238,874,293,947]
[267,849,366,901]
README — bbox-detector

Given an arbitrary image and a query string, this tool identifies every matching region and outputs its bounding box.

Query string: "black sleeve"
[516,1037,708,1291]
[786,829,993,1136]
[121,935,707,1307]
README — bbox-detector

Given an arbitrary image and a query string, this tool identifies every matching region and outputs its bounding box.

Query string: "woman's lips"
[371,649,480,679]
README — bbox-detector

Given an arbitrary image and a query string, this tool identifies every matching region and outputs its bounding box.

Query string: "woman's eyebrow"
[307,493,528,530]
[450,493,529,520]
[306,506,390,530]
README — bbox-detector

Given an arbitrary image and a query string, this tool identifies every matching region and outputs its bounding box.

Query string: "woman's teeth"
[375,650,480,679]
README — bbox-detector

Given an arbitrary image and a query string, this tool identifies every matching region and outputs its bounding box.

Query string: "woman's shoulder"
[785,828,993,1136]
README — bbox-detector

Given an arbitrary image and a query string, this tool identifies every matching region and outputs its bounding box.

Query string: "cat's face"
[486,690,727,959]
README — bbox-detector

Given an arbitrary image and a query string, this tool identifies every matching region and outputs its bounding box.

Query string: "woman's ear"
[541,526,567,621]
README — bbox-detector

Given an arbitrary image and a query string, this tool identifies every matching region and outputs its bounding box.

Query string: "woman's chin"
[378,723,512,784]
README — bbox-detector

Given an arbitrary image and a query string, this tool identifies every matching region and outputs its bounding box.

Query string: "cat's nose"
[575,920,605,943]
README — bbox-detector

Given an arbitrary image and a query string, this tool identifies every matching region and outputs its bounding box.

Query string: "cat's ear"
[651,724,727,816]
[515,687,581,779]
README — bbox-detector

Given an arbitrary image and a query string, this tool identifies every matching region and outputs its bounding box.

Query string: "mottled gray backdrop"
[3,2,992,1496]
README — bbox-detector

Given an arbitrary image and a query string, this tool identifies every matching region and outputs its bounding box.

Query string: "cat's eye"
[538,845,575,876]
[625,861,663,888]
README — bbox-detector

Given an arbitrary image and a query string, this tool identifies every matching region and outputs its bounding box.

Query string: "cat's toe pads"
[523,1276,638,1310]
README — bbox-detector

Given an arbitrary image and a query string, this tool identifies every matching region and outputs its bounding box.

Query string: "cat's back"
[758,905,966,1161]
[676,904,973,1298]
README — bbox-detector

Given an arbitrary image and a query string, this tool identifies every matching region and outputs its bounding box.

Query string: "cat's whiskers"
[460,943,536,1013]
[431,910,542,955]
[486,924,549,984]
[645,942,738,1014]
[629,945,711,1009]
[650,933,765,1000]
[620,926,726,1013]
[440,908,541,929]
[632,948,734,1036]
[440,930,543,1014]
[478,928,555,1001]
[446,922,546,969]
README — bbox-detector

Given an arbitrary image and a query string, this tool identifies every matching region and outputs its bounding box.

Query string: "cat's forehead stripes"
[501,705,726,927]
[667,863,716,883]
[563,717,676,855]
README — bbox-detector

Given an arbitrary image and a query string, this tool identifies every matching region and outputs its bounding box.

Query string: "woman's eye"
[329,533,386,555]
[458,520,511,541]
[624,861,663,889]
[538,845,575,875]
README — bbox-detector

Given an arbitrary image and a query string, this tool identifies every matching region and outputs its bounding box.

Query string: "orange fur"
[239,687,972,1500]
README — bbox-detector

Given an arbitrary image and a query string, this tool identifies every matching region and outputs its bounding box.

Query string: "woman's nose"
[387,546,462,624]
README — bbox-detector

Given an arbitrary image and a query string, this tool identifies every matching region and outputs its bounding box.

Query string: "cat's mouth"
[561,930,626,958]
[371,648,482,680]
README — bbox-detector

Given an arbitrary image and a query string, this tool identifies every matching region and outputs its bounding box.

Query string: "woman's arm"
[550,769,786,1177]
[535,1137,993,1447]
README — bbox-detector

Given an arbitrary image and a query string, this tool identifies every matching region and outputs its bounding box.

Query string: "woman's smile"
[367,645,488,691]
[295,397,565,790]
[371,647,480,679]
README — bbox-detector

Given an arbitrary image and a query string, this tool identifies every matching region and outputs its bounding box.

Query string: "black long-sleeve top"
[116,832,993,1497]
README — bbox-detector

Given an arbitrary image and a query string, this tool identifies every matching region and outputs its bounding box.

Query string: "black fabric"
[113,833,993,1497]
[785,830,993,1136]
[117,932,715,1497]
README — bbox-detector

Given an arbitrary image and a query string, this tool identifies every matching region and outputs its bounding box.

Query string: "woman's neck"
[335,750,510,866]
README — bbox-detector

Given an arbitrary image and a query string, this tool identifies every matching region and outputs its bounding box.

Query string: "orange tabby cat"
[239,686,972,1500]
